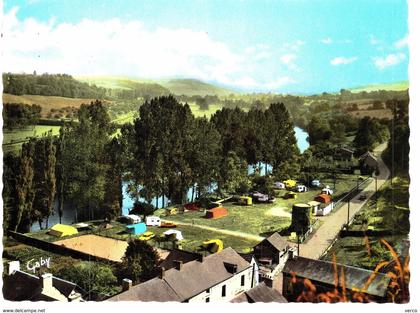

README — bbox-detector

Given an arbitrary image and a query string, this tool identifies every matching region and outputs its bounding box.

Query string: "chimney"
[159,267,165,279]
[122,278,133,292]
[224,262,238,274]
[173,260,183,271]
[8,261,20,275]
[41,273,53,290]
[288,247,298,260]
[198,254,205,263]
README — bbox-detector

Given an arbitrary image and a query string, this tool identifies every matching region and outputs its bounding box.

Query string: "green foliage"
[54,261,119,298]
[3,103,42,130]
[118,239,160,283]
[130,201,156,218]
[219,151,251,195]
[2,73,106,98]
[353,117,390,155]
[252,175,275,196]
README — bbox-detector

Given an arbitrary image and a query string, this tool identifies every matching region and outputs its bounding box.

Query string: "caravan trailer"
[145,216,161,226]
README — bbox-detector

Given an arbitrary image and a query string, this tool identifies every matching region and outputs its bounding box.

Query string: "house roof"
[231,282,288,303]
[3,270,81,301]
[282,256,390,298]
[257,232,288,252]
[108,247,251,302]
[159,249,201,270]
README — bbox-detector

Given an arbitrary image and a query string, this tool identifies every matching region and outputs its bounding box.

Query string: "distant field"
[350,81,408,93]
[348,109,392,119]
[3,125,61,154]
[2,93,97,117]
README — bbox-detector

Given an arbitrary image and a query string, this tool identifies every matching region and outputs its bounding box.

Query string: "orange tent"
[205,207,228,219]
[314,194,332,204]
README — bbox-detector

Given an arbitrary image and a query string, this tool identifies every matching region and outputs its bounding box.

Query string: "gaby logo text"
[26,257,51,273]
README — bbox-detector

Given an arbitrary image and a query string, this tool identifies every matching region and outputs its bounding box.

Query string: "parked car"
[139,231,155,241]
[295,185,308,192]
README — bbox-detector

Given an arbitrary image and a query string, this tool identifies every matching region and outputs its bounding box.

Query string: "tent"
[238,196,252,205]
[283,179,297,188]
[184,202,199,211]
[163,229,184,241]
[202,239,223,253]
[205,207,228,219]
[314,194,332,204]
[49,224,79,237]
[126,223,147,235]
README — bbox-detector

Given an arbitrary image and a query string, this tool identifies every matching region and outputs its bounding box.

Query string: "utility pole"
[297,234,300,256]
[347,199,350,226]
[375,175,378,210]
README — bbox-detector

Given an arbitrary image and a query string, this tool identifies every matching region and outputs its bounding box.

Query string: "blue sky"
[2,0,409,93]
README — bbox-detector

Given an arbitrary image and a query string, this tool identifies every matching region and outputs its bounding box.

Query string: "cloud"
[394,36,408,49]
[283,40,305,52]
[280,54,296,64]
[330,57,357,66]
[370,35,381,45]
[373,53,406,70]
[321,38,332,44]
[2,8,297,91]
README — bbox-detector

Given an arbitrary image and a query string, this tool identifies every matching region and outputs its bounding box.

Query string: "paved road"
[298,142,390,259]
[161,219,264,242]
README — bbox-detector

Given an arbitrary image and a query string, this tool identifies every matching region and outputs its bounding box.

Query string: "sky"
[0,0,409,94]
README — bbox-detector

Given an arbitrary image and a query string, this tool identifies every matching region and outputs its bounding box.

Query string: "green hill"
[77,76,235,97]
[158,79,235,96]
[350,81,408,93]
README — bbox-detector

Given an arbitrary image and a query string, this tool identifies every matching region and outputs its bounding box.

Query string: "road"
[298,142,390,259]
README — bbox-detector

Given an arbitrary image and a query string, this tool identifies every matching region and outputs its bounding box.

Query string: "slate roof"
[263,232,288,252]
[159,249,202,270]
[231,282,288,303]
[108,247,251,302]
[3,270,81,301]
[282,256,390,298]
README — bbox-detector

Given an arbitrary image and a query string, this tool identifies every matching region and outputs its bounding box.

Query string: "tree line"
[3,96,300,232]
[2,73,107,99]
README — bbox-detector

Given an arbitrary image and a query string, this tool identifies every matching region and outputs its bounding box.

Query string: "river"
[31,127,309,230]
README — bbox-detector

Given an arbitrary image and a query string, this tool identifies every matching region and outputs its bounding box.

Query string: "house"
[108,247,256,302]
[48,224,78,237]
[145,216,161,226]
[282,256,391,302]
[125,222,147,235]
[3,261,84,302]
[314,194,332,204]
[231,282,288,303]
[252,232,294,292]
[307,200,333,216]
[205,207,228,219]
[359,151,379,174]
[163,229,184,241]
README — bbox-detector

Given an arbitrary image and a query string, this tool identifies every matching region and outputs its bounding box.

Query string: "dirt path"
[297,142,390,259]
[160,219,264,242]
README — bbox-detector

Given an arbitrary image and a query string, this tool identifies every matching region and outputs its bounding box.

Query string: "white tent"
[163,229,184,241]
[322,187,333,195]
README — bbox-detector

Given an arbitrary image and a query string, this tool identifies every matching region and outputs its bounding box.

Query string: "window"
[206,297,210,303]
[241,275,245,286]
[222,285,226,297]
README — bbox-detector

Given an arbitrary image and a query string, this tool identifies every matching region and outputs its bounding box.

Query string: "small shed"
[163,229,184,241]
[49,224,79,237]
[314,194,332,204]
[126,223,147,235]
[307,201,321,214]
[205,207,228,219]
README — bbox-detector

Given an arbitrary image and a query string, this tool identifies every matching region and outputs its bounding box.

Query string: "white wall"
[188,266,254,302]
